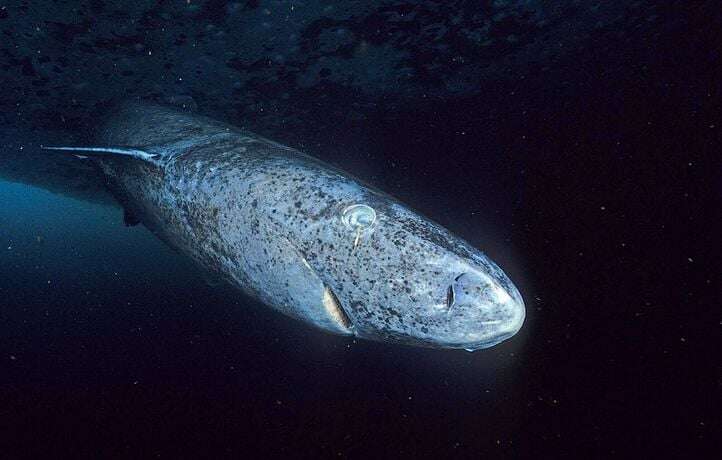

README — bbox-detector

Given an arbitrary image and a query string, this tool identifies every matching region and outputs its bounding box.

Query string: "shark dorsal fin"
[41,146,159,162]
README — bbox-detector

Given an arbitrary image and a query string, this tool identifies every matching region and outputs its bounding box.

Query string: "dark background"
[0,1,719,458]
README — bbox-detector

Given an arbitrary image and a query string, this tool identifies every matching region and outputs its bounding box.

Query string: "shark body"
[44,103,525,350]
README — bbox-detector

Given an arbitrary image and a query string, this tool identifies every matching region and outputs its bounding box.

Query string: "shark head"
[240,156,525,351]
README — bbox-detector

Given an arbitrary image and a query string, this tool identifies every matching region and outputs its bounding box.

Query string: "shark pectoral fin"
[198,268,225,287]
[123,208,141,227]
[245,232,354,335]
[40,145,159,162]
[322,285,352,332]
[278,252,354,335]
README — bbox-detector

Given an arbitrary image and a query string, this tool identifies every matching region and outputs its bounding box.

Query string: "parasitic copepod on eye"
[341,204,377,250]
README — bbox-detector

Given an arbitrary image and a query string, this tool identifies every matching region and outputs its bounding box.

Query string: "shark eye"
[342,204,377,230]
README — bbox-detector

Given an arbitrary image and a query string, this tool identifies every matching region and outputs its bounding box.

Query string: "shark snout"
[444,270,525,350]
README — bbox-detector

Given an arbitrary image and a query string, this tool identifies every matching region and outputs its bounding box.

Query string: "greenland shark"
[41,102,525,351]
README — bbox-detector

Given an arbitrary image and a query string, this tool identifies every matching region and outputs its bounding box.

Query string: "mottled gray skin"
[89,103,524,350]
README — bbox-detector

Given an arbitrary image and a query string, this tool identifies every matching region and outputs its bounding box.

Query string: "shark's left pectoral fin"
[244,232,354,336]
[123,208,141,227]
[40,145,160,163]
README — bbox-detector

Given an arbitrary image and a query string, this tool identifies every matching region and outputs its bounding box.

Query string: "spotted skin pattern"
[92,103,525,350]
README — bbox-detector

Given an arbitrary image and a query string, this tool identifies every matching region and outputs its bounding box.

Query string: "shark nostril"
[449,271,507,310]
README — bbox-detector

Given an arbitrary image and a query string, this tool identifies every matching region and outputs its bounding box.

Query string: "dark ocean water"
[0,1,719,458]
